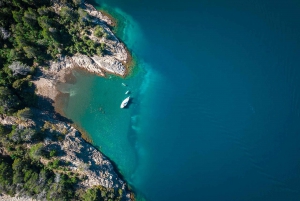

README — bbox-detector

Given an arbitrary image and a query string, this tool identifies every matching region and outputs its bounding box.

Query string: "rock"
[48,55,73,72]
[48,52,127,77]
[0,114,35,127]
[92,55,126,75]
[83,3,114,26]
[72,54,105,76]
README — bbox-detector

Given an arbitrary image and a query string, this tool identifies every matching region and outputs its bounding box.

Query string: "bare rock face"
[92,55,126,75]
[72,54,105,76]
[0,115,18,125]
[83,3,114,26]
[0,114,35,127]
[58,130,125,189]
[48,53,126,77]
[48,55,73,72]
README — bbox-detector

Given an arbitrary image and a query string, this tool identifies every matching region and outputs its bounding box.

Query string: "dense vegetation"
[0,0,125,200]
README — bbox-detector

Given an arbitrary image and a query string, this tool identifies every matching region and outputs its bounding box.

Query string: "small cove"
[59,0,300,200]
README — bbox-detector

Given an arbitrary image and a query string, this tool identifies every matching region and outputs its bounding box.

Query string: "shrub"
[48,159,60,169]
[49,149,57,157]
[12,158,26,184]
[82,188,101,201]
[60,7,74,22]
[94,26,104,38]
[29,143,44,160]
[9,128,37,143]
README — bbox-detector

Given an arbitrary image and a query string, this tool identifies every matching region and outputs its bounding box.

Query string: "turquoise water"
[61,0,300,200]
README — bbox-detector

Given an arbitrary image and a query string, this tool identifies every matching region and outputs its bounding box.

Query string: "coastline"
[0,0,137,200]
[31,1,136,200]
[98,8,118,27]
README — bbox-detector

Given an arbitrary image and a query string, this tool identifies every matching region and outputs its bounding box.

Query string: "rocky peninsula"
[48,2,129,77]
[0,0,133,200]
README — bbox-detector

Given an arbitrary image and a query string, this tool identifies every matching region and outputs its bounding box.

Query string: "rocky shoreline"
[0,113,133,200]
[49,2,130,77]
[0,1,134,201]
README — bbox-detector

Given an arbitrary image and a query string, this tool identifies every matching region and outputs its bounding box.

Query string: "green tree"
[0,158,13,185]
[0,87,21,114]
[17,107,34,119]
[94,26,104,38]
[73,0,82,6]
[37,6,49,16]
[22,8,38,28]
[49,149,57,157]
[12,158,26,184]
[23,46,37,59]
[60,7,74,22]
[29,143,44,160]
[12,10,24,23]
[78,8,88,20]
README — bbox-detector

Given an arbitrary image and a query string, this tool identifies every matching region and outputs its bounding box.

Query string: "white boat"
[120,96,130,108]
[122,83,127,86]
[125,90,130,94]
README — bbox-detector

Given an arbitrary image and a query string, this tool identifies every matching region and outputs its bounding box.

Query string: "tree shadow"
[33,95,73,128]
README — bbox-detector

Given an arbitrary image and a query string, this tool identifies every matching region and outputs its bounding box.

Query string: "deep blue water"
[65,0,300,200]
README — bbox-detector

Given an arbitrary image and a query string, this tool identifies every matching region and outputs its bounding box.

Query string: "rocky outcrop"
[0,114,18,125]
[49,54,105,76]
[0,114,133,201]
[49,52,127,77]
[91,55,126,75]
[48,2,129,77]
[0,114,35,127]
[52,126,126,190]
[83,3,114,26]
[44,120,132,199]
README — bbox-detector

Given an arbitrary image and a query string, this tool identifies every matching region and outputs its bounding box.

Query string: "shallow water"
[60,0,300,200]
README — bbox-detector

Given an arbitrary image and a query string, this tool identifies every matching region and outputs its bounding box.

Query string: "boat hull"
[120,96,130,108]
